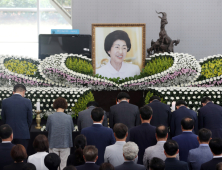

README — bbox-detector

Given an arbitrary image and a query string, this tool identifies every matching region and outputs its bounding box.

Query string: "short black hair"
[149,157,165,170]
[13,84,26,92]
[149,96,161,102]
[117,92,130,100]
[140,105,153,120]
[156,125,168,138]
[176,100,187,106]
[0,124,13,139]
[104,30,131,57]
[87,101,99,107]
[91,107,104,122]
[113,123,128,139]
[201,97,212,104]
[181,117,194,130]
[63,166,77,170]
[22,163,36,170]
[99,163,115,170]
[164,140,179,156]
[44,153,61,170]
[216,162,222,170]
[198,128,212,142]
[83,145,98,162]
[209,138,222,155]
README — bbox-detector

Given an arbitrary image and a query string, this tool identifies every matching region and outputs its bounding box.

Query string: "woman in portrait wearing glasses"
[96,30,140,79]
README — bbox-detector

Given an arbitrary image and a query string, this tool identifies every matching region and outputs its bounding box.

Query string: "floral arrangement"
[4,59,38,76]
[0,55,51,87]
[0,53,202,90]
[1,53,222,118]
[182,54,222,87]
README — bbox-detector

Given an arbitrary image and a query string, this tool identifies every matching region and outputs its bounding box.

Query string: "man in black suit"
[1,84,33,149]
[200,138,222,170]
[170,100,198,137]
[115,142,146,170]
[81,108,115,165]
[172,117,199,162]
[77,101,108,131]
[109,92,140,130]
[76,145,99,170]
[129,105,157,164]
[164,140,189,170]
[198,97,222,138]
[147,96,171,127]
[0,124,14,170]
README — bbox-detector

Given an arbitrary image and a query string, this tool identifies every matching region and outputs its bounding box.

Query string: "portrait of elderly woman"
[96,29,142,79]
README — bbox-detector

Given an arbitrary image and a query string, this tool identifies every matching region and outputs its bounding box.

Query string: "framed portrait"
[92,23,146,79]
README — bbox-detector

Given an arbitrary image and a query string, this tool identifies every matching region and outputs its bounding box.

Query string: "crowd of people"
[1,84,222,170]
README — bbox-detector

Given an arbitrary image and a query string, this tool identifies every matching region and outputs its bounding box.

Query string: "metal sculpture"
[147,11,180,57]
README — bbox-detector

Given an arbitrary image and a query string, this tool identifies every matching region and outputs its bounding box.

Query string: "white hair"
[123,142,139,160]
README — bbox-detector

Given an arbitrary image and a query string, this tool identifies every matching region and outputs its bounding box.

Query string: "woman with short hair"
[46,97,74,170]
[3,144,28,170]
[96,30,140,79]
[27,134,49,170]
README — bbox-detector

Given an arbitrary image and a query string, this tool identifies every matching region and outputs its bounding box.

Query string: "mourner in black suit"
[115,142,146,170]
[1,84,33,149]
[129,105,157,164]
[109,92,140,130]
[198,97,222,138]
[81,108,115,165]
[200,138,222,170]
[77,101,108,131]
[172,117,199,162]
[164,140,189,170]
[0,125,14,170]
[147,96,171,127]
[76,146,99,170]
[170,100,198,137]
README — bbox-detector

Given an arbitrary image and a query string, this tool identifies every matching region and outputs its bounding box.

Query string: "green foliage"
[71,91,94,118]
[4,59,38,76]
[144,91,153,105]
[144,91,166,105]
[200,58,222,79]
[143,56,174,76]
[65,57,94,76]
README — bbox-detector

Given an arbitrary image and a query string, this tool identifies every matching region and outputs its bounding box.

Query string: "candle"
[171,101,176,111]
[36,102,40,111]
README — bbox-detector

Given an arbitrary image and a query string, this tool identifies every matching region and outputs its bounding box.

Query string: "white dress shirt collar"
[200,144,209,146]
[93,123,102,125]
[1,141,11,143]
[14,93,22,96]
[213,155,222,158]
